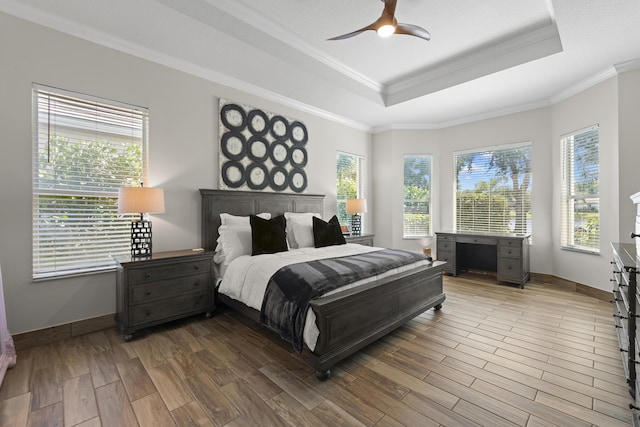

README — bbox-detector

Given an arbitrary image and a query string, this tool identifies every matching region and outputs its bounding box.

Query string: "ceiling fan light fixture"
[377,24,396,37]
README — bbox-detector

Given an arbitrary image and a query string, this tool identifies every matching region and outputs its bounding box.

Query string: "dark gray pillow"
[313,215,347,248]
[250,214,288,255]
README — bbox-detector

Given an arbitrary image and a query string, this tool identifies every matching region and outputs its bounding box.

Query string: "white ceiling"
[2,0,640,131]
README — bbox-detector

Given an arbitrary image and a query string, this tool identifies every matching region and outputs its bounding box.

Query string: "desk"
[435,231,530,288]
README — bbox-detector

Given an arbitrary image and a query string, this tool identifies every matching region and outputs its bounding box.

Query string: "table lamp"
[346,198,367,236]
[118,184,165,256]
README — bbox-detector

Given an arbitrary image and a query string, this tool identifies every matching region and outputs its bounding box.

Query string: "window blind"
[454,143,532,235]
[560,125,599,253]
[403,155,431,238]
[336,152,366,227]
[32,86,148,279]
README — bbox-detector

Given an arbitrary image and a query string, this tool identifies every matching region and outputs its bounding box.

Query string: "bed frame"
[200,189,445,380]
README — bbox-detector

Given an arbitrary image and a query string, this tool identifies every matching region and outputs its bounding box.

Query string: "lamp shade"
[118,186,165,214]
[346,198,367,214]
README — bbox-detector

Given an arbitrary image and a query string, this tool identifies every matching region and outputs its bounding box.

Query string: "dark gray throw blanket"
[260,248,430,352]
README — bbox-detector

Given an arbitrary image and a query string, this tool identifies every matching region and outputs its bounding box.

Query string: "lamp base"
[131,220,152,257]
[351,214,362,237]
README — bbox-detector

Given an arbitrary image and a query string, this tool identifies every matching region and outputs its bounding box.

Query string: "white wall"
[551,77,619,291]
[374,109,554,274]
[618,69,640,241]
[0,12,371,334]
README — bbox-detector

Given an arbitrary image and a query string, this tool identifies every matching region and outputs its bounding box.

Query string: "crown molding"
[549,66,618,104]
[614,58,640,74]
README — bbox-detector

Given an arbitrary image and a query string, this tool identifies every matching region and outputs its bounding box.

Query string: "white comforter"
[218,244,431,350]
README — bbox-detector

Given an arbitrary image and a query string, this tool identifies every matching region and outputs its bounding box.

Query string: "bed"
[200,189,446,380]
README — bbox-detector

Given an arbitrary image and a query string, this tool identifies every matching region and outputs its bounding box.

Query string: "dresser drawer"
[129,272,211,305]
[498,245,522,258]
[128,259,210,284]
[437,234,455,241]
[457,236,497,245]
[499,238,521,247]
[129,291,211,327]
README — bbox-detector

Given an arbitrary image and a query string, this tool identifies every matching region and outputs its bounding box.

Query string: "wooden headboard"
[199,189,325,251]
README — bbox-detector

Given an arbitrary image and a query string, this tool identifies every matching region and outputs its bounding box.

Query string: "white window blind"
[561,125,599,253]
[454,143,532,234]
[33,85,148,279]
[336,152,366,226]
[403,155,431,238]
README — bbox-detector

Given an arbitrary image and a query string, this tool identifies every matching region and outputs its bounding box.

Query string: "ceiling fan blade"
[395,23,431,41]
[383,0,398,18]
[327,23,376,40]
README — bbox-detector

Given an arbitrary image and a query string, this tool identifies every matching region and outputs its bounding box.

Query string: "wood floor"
[0,274,632,427]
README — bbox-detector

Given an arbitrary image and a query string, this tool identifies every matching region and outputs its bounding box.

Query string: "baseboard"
[13,314,116,351]
[530,273,611,302]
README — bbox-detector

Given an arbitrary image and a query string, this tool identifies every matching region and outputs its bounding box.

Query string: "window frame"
[560,125,600,254]
[32,84,149,280]
[403,154,432,239]
[453,142,532,235]
[336,151,366,228]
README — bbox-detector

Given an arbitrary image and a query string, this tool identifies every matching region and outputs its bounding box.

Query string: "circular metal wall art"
[219,99,308,193]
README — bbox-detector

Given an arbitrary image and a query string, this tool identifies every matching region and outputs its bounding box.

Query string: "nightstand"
[345,234,375,246]
[114,249,215,341]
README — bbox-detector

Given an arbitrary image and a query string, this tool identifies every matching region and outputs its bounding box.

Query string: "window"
[403,155,432,238]
[454,142,532,234]
[561,125,599,253]
[33,85,148,279]
[336,152,366,226]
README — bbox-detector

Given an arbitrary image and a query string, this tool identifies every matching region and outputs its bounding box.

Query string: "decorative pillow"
[221,212,270,227]
[214,213,271,265]
[250,214,288,256]
[313,215,347,248]
[284,212,320,249]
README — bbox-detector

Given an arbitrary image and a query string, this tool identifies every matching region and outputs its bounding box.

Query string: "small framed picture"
[340,225,351,236]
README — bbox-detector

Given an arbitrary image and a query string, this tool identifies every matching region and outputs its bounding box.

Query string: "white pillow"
[214,213,271,265]
[284,212,320,249]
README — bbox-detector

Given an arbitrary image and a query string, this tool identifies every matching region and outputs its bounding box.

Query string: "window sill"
[561,246,600,256]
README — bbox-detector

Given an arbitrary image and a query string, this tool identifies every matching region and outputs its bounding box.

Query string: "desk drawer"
[498,257,522,278]
[437,234,455,241]
[498,245,522,258]
[437,241,455,251]
[436,251,455,273]
[457,236,497,245]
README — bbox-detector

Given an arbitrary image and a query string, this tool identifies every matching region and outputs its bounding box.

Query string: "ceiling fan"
[328,0,431,41]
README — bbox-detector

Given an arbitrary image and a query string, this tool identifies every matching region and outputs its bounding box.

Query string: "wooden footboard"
[308,261,445,378]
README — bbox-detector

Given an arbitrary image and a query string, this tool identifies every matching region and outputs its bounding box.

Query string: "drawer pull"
[614,314,628,320]
[507,250,512,255]
[631,233,640,239]
[193,282,200,287]
[145,311,152,317]
[193,265,200,271]
[144,273,152,279]
[630,403,640,410]
[146,291,152,296]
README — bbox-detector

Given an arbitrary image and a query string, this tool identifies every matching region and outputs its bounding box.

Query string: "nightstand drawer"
[129,291,210,327]
[129,272,211,305]
[128,259,210,284]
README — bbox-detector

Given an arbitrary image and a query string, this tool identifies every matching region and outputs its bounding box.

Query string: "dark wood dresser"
[618,191,640,425]
[115,249,215,341]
